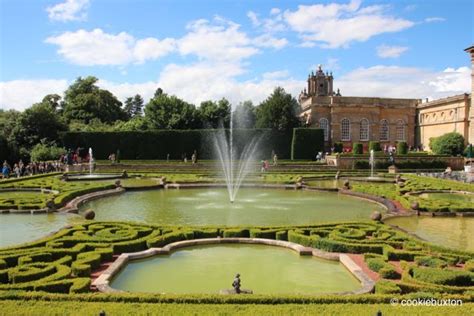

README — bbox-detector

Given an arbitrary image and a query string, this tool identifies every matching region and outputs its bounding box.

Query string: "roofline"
[464,45,474,52]
[416,93,470,109]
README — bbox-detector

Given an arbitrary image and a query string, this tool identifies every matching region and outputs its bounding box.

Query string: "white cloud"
[424,17,446,23]
[283,0,414,48]
[270,8,281,15]
[376,45,409,58]
[336,65,470,100]
[46,0,90,22]
[0,79,69,111]
[252,34,288,49]
[45,29,176,66]
[247,11,260,26]
[262,70,290,80]
[178,18,259,62]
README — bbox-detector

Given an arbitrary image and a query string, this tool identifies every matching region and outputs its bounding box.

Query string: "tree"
[30,141,66,161]
[9,103,68,156]
[198,98,231,128]
[429,132,465,156]
[62,76,126,123]
[255,87,301,130]
[124,94,144,119]
[233,100,256,128]
[41,94,62,111]
[145,93,200,129]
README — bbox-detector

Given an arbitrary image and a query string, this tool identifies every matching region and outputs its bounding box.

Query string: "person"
[261,160,266,172]
[13,163,20,178]
[264,160,269,171]
[2,161,10,179]
[273,154,278,166]
[232,274,241,294]
[108,153,116,164]
[191,150,197,164]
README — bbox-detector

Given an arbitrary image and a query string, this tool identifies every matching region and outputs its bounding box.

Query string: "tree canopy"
[62,76,126,123]
[233,100,256,129]
[429,132,466,156]
[255,87,301,130]
[145,93,200,129]
[198,98,231,128]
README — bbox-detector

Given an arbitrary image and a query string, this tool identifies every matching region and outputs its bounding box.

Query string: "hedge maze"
[1,221,472,297]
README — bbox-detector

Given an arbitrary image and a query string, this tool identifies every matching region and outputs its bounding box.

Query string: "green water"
[418,192,474,203]
[385,216,474,252]
[79,188,385,226]
[111,244,361,294]
[0,213,83,248]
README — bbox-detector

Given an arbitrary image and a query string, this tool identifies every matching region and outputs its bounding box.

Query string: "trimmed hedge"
[61,129,293,160]
[397,142,408,155]
[369,141,381,152]
[291,128,324,160]
[375,280,402,294]
[352,143,363,155]
[411,267,473,286]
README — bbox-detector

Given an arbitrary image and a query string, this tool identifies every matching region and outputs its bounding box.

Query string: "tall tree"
[233,100,256,128]
[62,76,126,123]
[255,87,301,130]
[145,92,200,129]
[198,98,231,128]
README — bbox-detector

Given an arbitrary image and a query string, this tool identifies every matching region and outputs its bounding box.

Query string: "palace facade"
[299,46,474,151]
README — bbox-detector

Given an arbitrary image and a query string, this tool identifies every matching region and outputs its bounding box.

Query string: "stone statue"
[232,273,241,294]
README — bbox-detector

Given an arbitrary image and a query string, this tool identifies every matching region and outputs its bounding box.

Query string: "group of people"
[2,160,64,179]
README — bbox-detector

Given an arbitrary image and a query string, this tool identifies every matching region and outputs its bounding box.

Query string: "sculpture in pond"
[232,273,241,294]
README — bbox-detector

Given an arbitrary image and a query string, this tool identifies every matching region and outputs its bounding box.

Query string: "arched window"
[380,119,389,141]
[341,118,351,141]
[396,119,405,141]
[359,118,369,141]
[319,118,329,141]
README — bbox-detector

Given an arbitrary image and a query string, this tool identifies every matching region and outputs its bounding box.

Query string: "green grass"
[1,300,472,316]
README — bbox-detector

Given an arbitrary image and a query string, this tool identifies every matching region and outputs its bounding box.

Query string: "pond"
[0,213,83,248]
[385,216,474,252]
[110,244,361,294]
[79,188,385,226]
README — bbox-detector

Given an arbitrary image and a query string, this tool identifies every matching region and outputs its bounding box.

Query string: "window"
[341,118,351,141]
[319,118,329,141]
[359,118,369,141]
[380,119,389,141]
[396,119,405,141]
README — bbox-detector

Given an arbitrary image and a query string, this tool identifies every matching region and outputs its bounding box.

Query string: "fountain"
[89,147,94,175]
[369,149,375,179]
[213,110,261,203]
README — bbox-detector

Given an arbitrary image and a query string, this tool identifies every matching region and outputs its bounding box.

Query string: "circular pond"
[79,188,385,226]
[0,213,83,248]
[385,216,474,252]
[111,244,361,294]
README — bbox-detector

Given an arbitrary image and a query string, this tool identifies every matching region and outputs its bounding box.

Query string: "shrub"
[223,229,250,238]
[369,141,382,152]
[275,231,288,241]
[352,143,363,155]
[146,231,194,248]
[193,229,219,239]
[415,256,447,268]
[375,280,402,294]
[397,142,408,155]
[291,128,324,160]
[411,267,473,286]
[333,142,343,153]
[429,132,465,156]
[30,142,66,162]
[366,258,386,272]
[379,266,400,279]
[249,229,277,239]
[465,260,474,272]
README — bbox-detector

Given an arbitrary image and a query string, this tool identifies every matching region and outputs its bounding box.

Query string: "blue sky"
[0,0,472,110]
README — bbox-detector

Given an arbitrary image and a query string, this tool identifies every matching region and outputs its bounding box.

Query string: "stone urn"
[343,180,351,190]
[160,176,167,185]
[115,180,122,188]
[371,211,382,221]
[84,209,95,220]
[121,170,128,178]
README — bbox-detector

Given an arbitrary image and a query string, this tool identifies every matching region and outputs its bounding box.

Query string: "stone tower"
[464,45,474,144]
[307,65,333,96]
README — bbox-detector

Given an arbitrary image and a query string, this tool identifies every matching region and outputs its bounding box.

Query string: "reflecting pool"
[111,244,361,294]
[79,188,385,226]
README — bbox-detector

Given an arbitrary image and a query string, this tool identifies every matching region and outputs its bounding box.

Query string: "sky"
[0,0,473,111]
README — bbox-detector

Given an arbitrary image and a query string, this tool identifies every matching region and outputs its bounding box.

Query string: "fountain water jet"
[213,110,261,203]
[89,147,94,175]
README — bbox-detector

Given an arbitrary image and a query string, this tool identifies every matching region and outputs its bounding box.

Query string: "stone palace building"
[299,45,474,151]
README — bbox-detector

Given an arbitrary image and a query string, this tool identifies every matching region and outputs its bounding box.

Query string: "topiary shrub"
[352,143,363,155]
[333,142,343,153]
[414,256,447,268]
[379,266,400,279]
[397,142,408,155]
[429,132,465,156]
[375,280,402,294]
[223,229,249,238]
[369,141,381,152]
[275,231,288,241]
[366,258,386,272]
[411,267,473,286]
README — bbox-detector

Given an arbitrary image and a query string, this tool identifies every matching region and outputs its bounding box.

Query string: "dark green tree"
[233,100,256,128]
[62,76,126,123]
[145,92,200,129]
[9,102,68,156]
[123,94,144,119]
[255,87,301,130]
[198,98,231,128]
[429,132,465,156]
